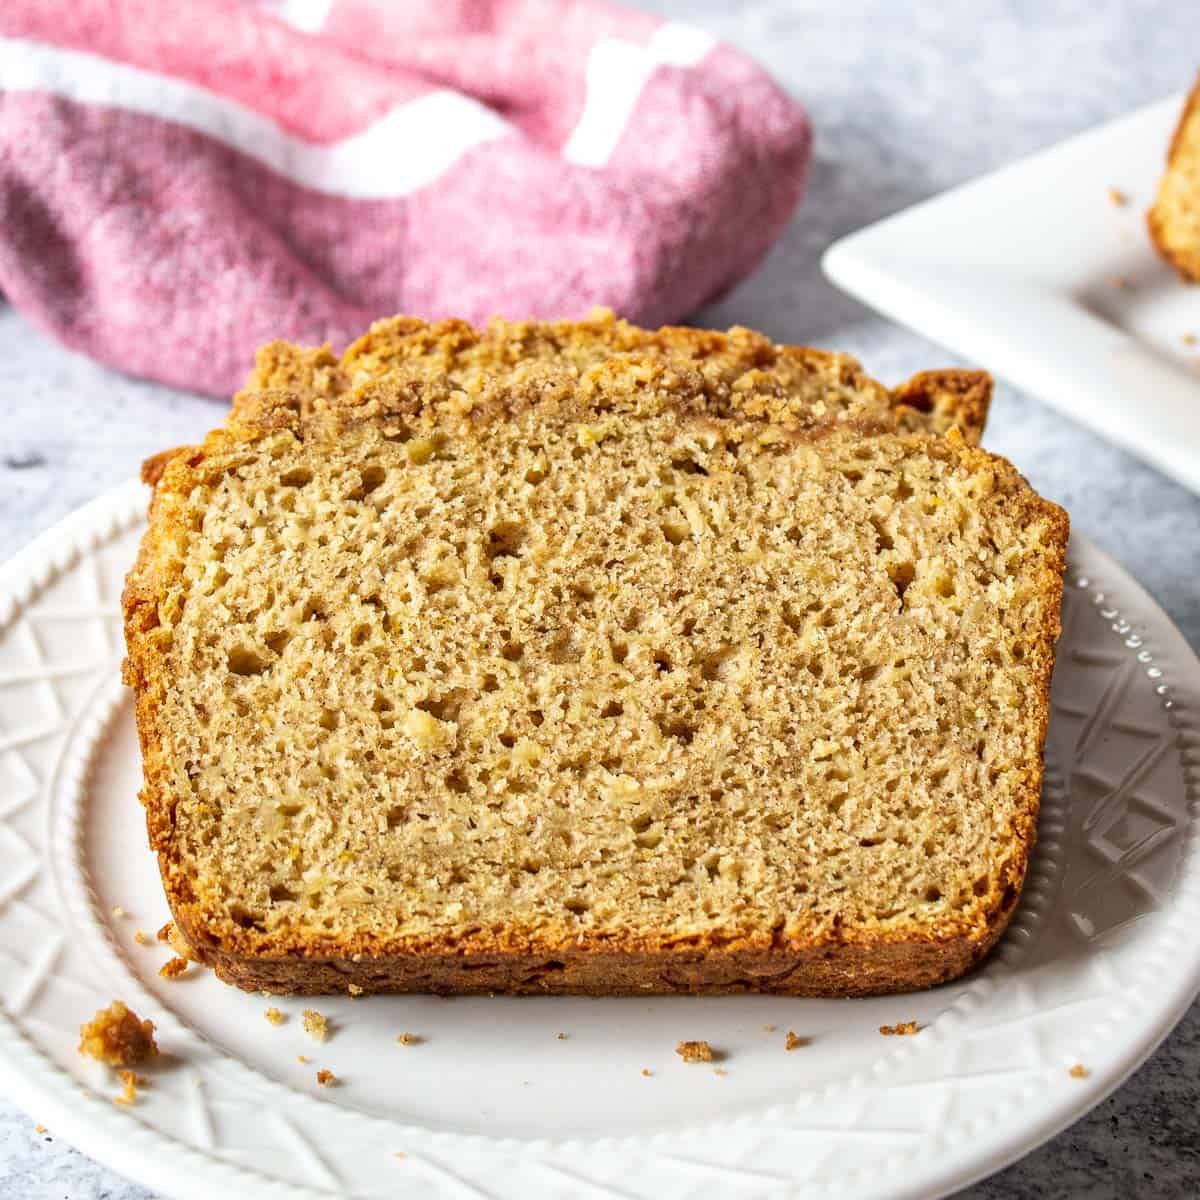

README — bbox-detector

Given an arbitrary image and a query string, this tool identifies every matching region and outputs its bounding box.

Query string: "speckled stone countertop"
[2,1,1199,1196]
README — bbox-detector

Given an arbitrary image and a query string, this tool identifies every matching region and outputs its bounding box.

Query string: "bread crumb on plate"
[114,1069,145,1107]
[302,1009,329,1042]
[133,930,151,946]
[1107,186,1129,207]
[316,1068,338,1087]
[78,1002,158,1067]
[158,957,189,979]
[785,1031,809,1051]
[676,1040,714,1063]
[395,1032,421,1046]
[879,1021,920,1036]
[264,1007,285,1026]
[166,923,196,962]
[1069,1063,1090,1079]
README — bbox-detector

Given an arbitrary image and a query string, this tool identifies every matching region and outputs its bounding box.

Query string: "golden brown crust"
[140,447,190,488]
[175,905,1019,997]
[125,347,1065,999]
[891,369,992,439]
[1149,75,1200,282]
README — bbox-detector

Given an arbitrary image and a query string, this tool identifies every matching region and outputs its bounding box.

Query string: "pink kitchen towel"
[0,1,811,397]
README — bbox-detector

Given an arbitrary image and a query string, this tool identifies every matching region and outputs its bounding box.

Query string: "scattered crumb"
[302,1009,328,1042]
[35,1124,46,1134]
[110,906,126,919]
[1183,332,1197,347]
[156,923,172,943]
[675,1040,714,1064]
[264,1008,285,1026]
[785,1031,809,1051]
[761,1024,777,1033]
[395,1032,421,1047]
[316,1068,338,1087]
[641,1068,652,1077]
[713,1067,727,1077]
[1108,186,1129,207]
[555,1032,568,1041]
[347,984,364,997]
[78,1002,158,1067]
[158,957,189,980]
[393,1152,406,1161]
[1069,1063,1090,1079]
[1109,276,1133,291]
[879,1021,920,1037]
[133,930,151,947]
[297,1055,309,1065]
[114,1070,145,1107]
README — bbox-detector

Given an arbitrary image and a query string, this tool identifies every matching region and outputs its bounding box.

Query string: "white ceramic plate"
[823,94,1200,497]
[0,481,1197,1200]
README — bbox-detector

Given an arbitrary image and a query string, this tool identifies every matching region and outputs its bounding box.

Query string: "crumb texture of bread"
[1150,77,1200,281]
[239,309,990,443]
[78,1002,158,1067]
[124,347,1066,998]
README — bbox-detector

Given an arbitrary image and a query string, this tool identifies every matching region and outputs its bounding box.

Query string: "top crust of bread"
[239,308,991,443]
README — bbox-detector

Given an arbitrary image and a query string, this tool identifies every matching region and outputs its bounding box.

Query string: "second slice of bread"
[242,309,991,443]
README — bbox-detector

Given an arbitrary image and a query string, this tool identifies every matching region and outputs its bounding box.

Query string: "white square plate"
[823,94,1200,496]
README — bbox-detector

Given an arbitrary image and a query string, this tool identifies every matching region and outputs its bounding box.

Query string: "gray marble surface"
[1,0,1199,1196]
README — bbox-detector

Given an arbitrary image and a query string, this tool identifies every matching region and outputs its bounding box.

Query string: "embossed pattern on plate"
[0,480,1196,1200]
